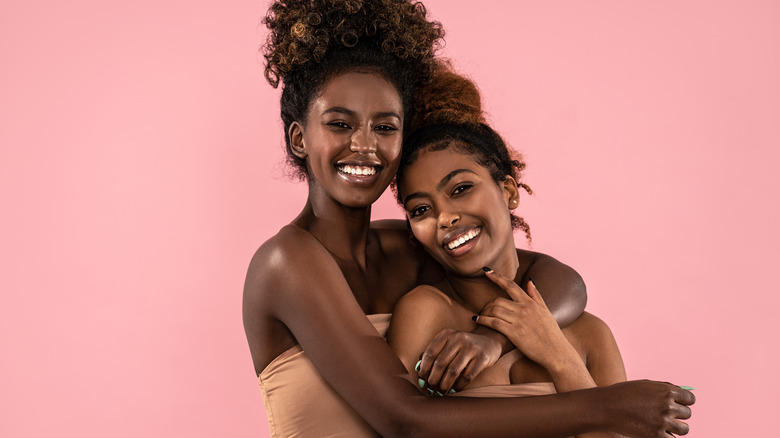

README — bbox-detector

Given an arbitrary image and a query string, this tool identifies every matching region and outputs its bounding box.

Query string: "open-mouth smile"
[442,227,482,255]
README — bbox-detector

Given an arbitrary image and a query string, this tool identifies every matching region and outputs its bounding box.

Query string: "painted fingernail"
[427,388,435,396]
[415,360,421,372]
[482,266,493,273]
[418,378,425,388]
[449,388,456,394]
[435,391,444,397]
[471,315,478,321]
[680,386,696,390]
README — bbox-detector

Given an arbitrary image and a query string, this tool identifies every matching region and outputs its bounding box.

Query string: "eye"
[327,121,351,130]
[374,124,398,133]
[408,205,430,219]
[451,183,473,196]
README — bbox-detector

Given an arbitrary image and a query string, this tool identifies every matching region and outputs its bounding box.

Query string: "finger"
[452,358,482,391]
[419,329,452,380]
[674,387,696,406]
[436,353,471,394]
[426,341,460,389]
[675,404,692,420]
[477,303,517,324]
[484,269,527,302]
[474,314,511,335]
[668,419,690,436]
[525,279,548,308]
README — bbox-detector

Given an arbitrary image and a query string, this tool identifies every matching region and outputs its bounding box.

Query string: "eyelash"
[326,122,398,132]
[452,183,472,195]
[408,205,430,219]
[408,184,473,219]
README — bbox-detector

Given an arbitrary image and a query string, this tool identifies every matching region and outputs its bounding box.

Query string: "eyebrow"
[322,107,401,120]
[403,169,478,207]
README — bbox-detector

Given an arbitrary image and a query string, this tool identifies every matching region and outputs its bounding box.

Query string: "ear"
[288,121,307,159]
[501,175,521,211]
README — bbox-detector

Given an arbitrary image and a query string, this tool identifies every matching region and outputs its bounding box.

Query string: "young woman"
[388,66,671,438]
[244,1,693,437]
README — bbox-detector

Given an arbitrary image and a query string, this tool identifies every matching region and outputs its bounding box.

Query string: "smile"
[337,165,377,176]
[444,228,481,250]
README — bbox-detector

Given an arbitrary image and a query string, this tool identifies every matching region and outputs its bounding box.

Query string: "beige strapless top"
[258,314,557,437]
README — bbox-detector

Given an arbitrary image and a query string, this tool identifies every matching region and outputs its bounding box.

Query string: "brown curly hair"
[261,0,444,180]
[394,61,534,242]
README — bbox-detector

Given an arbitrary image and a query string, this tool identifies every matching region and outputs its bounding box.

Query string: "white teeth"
[447,228,481,250]
[339,165,377,176]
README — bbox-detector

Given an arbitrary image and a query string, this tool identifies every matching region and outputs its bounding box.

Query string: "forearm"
[402,389,610,438]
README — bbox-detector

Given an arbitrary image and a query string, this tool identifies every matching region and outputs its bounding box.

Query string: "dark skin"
[243,71,695,438]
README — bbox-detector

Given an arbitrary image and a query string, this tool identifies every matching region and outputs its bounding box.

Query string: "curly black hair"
[262,0,444,180]
[394,63,533,241]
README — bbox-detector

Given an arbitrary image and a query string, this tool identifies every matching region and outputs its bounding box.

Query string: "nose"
[438,210,460,229]
[349,127,377,155]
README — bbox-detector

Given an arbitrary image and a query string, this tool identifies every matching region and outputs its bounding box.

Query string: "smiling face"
[399,146,521,277]
[289,70,404,208]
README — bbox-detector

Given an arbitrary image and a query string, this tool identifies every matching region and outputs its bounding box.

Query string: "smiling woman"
[243,1,694,437]
[287,71,403,207]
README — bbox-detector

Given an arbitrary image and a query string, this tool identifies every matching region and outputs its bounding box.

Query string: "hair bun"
[411,60,486,131]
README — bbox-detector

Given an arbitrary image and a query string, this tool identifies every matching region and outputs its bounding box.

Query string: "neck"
[444,249,521,314]
[295,182,373,267]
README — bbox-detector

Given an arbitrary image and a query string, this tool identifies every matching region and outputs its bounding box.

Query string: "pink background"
[2,0,778,436]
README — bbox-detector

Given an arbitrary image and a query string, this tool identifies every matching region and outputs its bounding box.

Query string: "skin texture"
[243,70,695,438]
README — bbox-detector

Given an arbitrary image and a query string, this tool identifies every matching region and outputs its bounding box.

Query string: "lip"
[441,226,482,257]
[335,160,383,186]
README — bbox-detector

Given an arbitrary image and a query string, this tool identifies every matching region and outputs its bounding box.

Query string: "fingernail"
[435,391,444,397]
[680,385,696,390]
[529,276,536,285]
[415,360,421,372]
[449,389,456,394]
[482,266,492,273]
[418,379,425,388]
[471,315,478,321]
[427,388,435,396]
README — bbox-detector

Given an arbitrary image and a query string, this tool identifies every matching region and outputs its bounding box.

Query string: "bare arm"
[415,248,589,392]
[244,229,693,438]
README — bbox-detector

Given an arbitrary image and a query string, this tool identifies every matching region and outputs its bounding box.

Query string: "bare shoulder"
[568,312,613,336]
[564,311,618,352]
[243,224,345,325]
[396,285,454,312]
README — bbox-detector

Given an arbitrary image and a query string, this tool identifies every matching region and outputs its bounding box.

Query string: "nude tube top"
[257,314,557,437]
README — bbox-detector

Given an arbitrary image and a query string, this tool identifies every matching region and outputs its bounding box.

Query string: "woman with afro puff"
[243,1,694,436]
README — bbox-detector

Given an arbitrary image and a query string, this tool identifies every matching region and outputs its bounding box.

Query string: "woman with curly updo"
[388,63,695,437]
[243,1,693,437]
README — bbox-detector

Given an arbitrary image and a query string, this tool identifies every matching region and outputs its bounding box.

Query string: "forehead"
[309,71,403,116]
[400,148,488,194]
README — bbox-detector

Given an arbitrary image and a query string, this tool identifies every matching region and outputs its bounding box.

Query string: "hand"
[417,329,502,394]
[475,271,572,369]
[603,380,695,437]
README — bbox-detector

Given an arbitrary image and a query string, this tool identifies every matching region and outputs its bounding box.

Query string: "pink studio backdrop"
[1,1,777,436]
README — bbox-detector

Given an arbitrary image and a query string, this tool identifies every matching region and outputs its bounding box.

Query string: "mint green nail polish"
[680,385,696,390]
[415,360,421,372]
[435,391,444,397]
[427,388,435,396]
[449,389,456,394]
[418,379,425,388]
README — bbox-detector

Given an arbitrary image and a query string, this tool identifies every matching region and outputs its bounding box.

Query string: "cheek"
[409,219,435,247]
[382,139,403,165]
